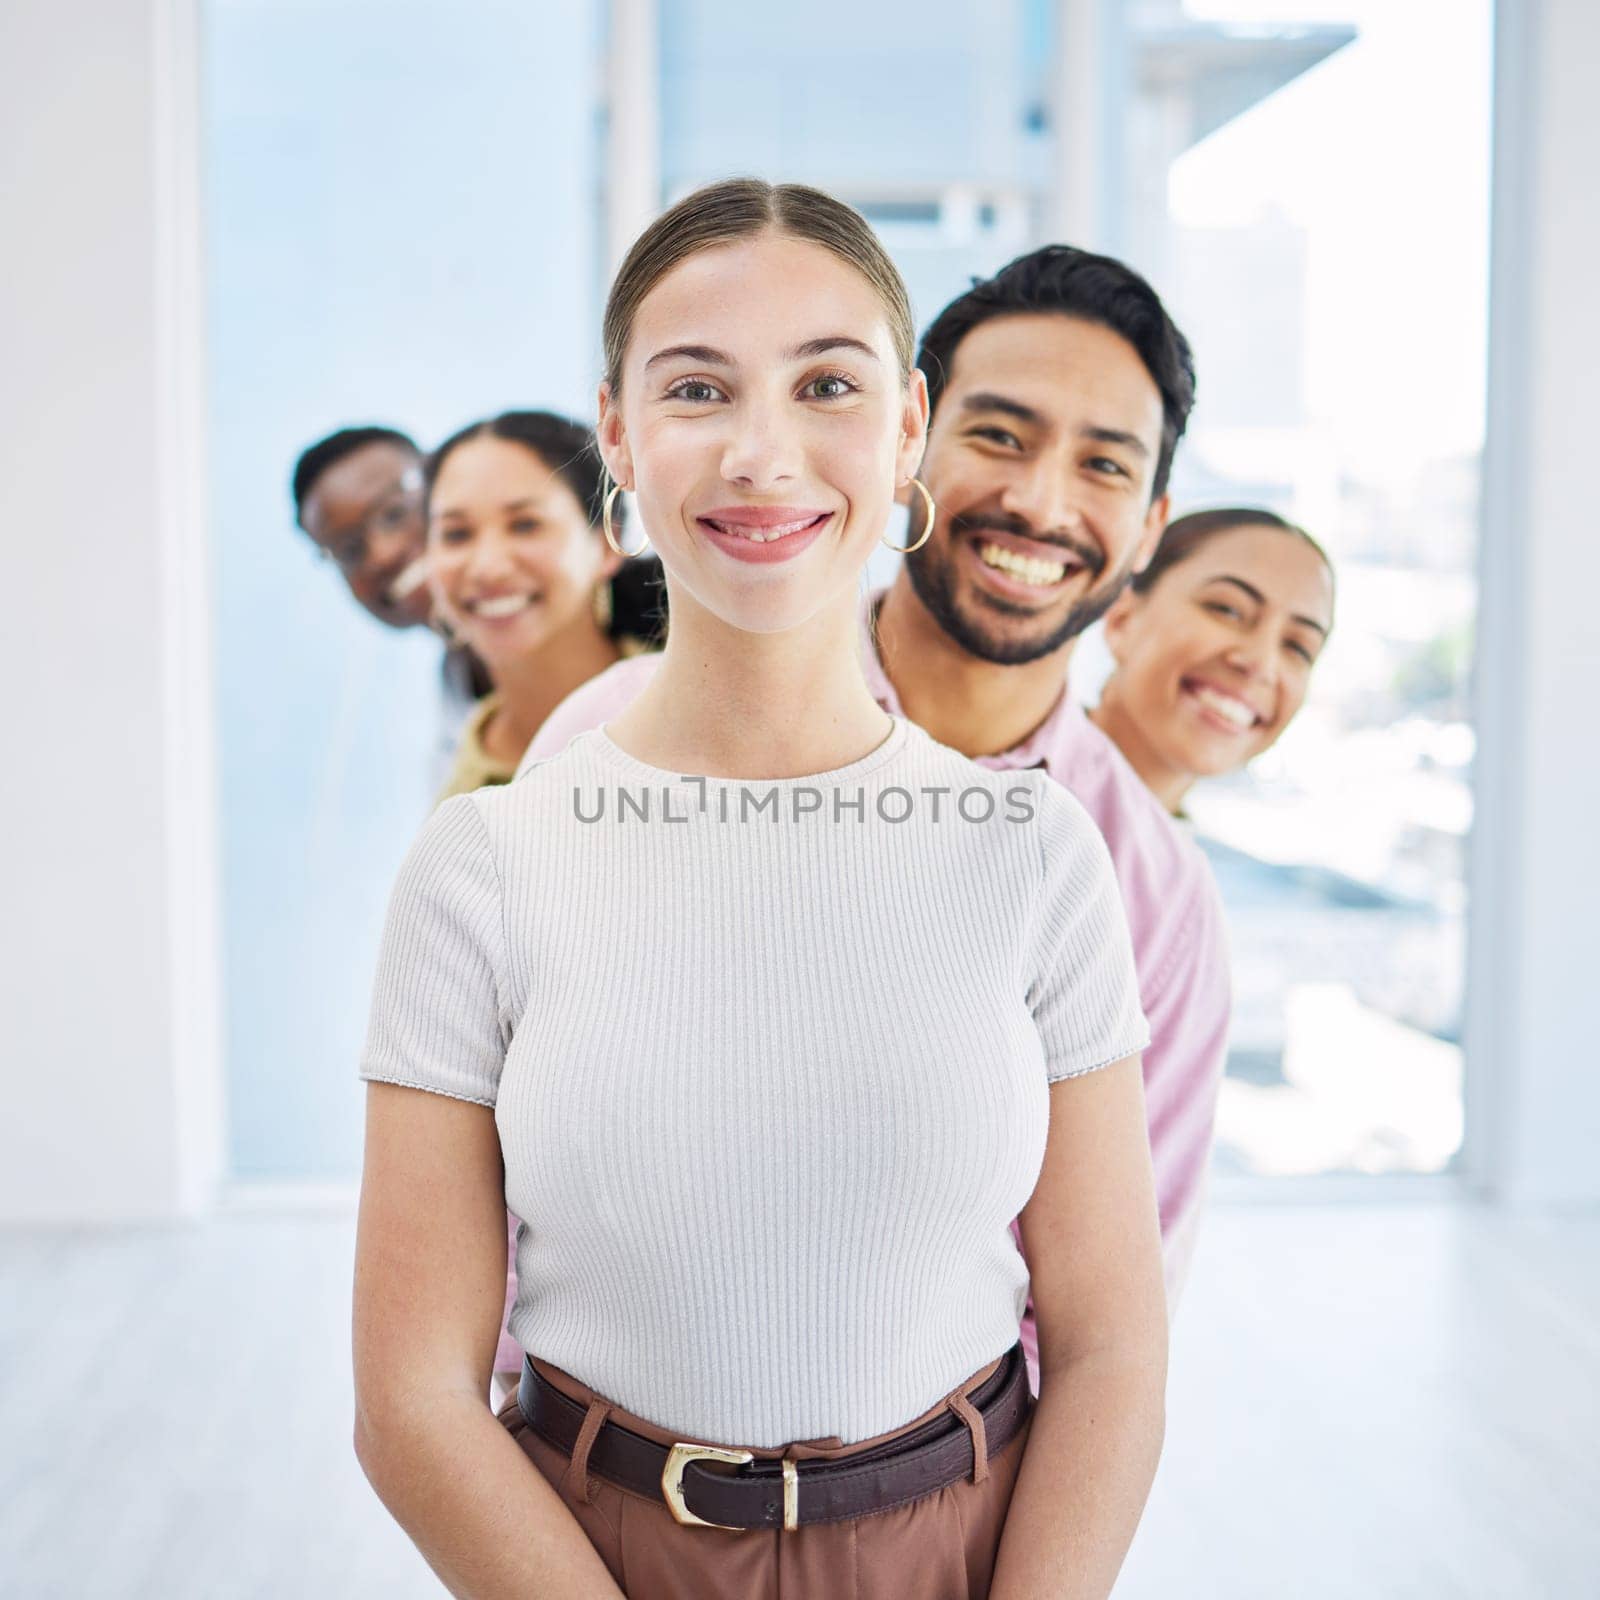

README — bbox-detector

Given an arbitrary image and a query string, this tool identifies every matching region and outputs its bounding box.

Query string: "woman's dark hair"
[1131,507,1333,596]
[424,409,666,645]
[290,424,418,522]
[916,245,1196,499]
[425,410,610,528]
[608,552,669,645]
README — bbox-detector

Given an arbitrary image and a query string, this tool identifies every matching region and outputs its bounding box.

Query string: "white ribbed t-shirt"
[360,714,1148,1446]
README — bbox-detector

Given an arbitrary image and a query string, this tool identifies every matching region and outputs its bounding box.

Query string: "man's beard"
[904,510,1137,667]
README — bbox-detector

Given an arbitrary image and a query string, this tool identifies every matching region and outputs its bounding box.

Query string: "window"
[1154,0,1491,1177]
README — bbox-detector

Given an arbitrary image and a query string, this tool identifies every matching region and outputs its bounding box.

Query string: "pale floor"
[2,1201,1596,1598]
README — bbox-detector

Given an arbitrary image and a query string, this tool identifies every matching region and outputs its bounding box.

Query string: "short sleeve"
[359,794,510,1107]
[1026,780,1151,1081]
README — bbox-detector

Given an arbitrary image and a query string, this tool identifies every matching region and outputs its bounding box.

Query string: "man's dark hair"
[290,425,419,523]
[916,245,1197,499]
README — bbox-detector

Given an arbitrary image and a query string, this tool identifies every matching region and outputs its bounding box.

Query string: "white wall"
[204,0,603,1180]
[1468,0,1600,1207]
[0,0,223,1222]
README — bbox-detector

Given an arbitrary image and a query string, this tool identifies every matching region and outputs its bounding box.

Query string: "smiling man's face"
[905,313,1171,666]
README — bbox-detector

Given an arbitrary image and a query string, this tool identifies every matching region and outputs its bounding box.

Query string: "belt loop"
[946,1391,989,1486]
[562,1397,612,1505]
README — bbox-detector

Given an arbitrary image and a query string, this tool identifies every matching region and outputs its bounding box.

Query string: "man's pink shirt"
[498,602,1230,1380]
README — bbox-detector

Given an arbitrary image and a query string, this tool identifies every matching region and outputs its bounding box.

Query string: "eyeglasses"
[314,467,425,573]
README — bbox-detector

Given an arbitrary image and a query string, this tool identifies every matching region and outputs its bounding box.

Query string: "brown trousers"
[497,1353,1032,1600]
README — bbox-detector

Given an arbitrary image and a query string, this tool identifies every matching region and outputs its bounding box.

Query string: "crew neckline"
[586,714,912,790]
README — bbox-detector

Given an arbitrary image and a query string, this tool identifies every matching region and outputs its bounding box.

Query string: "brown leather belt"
[518,1343,1031,1531]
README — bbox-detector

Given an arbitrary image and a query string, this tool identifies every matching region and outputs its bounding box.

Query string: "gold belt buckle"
[661,1444,801,1531]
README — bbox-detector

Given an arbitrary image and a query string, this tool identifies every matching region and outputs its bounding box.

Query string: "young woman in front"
[353,179,1167,1600]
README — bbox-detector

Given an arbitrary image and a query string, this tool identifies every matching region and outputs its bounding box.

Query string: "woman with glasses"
[293,425,435,629]
[290,424,493,772]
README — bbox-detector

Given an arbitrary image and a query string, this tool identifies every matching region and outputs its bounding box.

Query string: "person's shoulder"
[399,787,501,893]
[893,727,1093,882]
[449,732,612,862]
[515,653,662,778]
[897,719,1031,793]
[1069,731,1188,851]
[490,727,606,799]
[1025,764,1104,843]
[1052,711,1215,899]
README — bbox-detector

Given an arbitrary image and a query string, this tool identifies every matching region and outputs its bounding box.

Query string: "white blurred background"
[2,2,1596,1596]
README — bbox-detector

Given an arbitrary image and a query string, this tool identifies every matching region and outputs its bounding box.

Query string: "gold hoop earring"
[882,477,936,554]
[602,483,650,559]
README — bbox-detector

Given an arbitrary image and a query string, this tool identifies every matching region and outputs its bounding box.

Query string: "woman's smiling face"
[426,435,615,674]
[597,231,926,635]
[1102,522,1335,780]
